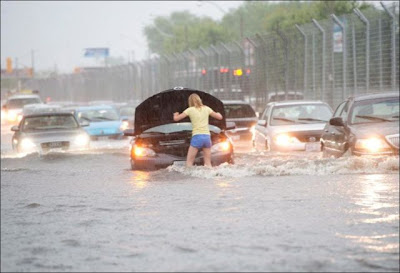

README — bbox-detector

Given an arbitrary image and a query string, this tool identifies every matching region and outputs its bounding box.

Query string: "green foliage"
[143,1,375,55]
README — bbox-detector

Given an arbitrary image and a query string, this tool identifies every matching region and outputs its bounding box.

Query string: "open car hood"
[134,88,226,135]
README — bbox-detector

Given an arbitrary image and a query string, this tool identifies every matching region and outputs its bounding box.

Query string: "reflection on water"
[129,171,150,189]
[337,174,399,263]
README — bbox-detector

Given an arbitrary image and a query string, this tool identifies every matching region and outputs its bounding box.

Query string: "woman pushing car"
[173,93,223,167]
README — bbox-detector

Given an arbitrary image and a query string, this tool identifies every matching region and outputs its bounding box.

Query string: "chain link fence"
[23,5,399,112]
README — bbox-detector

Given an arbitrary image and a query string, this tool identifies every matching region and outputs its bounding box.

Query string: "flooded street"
[1,125,399,272]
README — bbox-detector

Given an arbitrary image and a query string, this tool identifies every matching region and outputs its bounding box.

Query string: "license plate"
[98,136,109,140]
[173,161,186,166]
[47,142,64,148]
[306,142,321,152]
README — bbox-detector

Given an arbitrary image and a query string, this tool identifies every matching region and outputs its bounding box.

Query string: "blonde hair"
[188,93,203,108]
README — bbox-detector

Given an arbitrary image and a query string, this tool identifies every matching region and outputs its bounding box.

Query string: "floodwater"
[1,124,399,272]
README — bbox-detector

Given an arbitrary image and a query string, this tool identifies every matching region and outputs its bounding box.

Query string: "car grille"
[291,132,322,143]
[386,134,399,149]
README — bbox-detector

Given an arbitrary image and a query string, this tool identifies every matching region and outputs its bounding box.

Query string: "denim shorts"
[190,134,212,149]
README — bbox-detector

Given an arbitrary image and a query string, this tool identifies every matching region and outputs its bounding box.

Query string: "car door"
[323,101,346,152]
[331,101,350,153]
[255,104,271,149]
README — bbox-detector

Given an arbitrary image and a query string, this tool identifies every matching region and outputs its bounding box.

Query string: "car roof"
[74,104,116,111]
[349,92,399,102]
[23,112,74,118]
[7,94,41,100]
[269,100,328,106]
[222,100,251,105]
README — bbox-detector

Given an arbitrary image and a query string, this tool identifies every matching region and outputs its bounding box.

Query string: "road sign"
[84,48,109,58]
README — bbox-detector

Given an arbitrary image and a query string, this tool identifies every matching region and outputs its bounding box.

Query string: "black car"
[124,88,235,170]
[321,92,399,157]
[222,100,258,146]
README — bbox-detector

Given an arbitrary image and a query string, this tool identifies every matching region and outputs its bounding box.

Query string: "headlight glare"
[120,121,129,131]
[132,145,155,157]
[20,138,36,150]
[75,134,89,146]
[274,134,300,146]
[355,138,390,152]
[211,141,231,153]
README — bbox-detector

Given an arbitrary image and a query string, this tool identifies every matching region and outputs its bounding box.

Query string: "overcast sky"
[1,1,396,74]
[1,1,243,73]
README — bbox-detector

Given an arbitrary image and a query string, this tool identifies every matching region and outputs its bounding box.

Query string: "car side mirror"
[258,120,267,127]
[80,121,90,127]
[124,129,135,136]
[11,125,19,132]
[329,117,345,127]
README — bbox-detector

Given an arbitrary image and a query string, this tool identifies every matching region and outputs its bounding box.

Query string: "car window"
[22,115,79,131]
[224,104,256,118]
[350,97,399,124]
[76,108,120,122]
[333,101,346,117]
[261,106,270,121]
[340,102,349,120]
[270,104,332,126]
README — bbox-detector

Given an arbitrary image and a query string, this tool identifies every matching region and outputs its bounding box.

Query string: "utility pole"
[240,11,244,42]
[185,25,188,50]
[31,49,35,78]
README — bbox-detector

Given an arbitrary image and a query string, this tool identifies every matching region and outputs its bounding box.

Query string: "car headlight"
[7,111,17,122]
[120,121,129,131]
[20,138,36,150]
[75,134,90,146]
[211,141,232,153]
[132,145,156,157]
[274,134,300,146]
[355,138,390,153]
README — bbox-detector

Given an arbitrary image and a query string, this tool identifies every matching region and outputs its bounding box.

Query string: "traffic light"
[6,57,12,74]
[27,68,33,77]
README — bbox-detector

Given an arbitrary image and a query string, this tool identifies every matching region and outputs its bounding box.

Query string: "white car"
[1,94,43,125]
[254,100,333,152]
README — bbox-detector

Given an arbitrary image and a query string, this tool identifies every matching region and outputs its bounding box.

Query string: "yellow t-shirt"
[183,106,214,136]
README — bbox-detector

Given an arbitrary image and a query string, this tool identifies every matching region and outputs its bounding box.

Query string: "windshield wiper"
[272,117,296,123]
[80,117,92,122]
[92,116,116,121]
[355,115,392,122]
[298,118,328,122]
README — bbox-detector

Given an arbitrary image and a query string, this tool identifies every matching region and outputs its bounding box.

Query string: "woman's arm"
[173,112,188,122]
[210,111,223,120]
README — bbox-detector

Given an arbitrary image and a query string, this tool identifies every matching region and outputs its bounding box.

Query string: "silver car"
[11,112,90,154]
[255,101,333,152]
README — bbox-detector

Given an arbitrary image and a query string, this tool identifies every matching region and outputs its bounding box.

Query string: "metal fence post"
[354,8,370,92]
[381,1,397,90]
[295,25,307,98]
[331,14,347,100]
[312,19,326,101]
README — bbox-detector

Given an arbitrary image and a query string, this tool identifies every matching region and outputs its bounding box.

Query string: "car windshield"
[76,108,120,122]
[22,115,79,131]
[350,97,399,124]
[144,122,221,134]
[270,104,332,126]
[7,98,42,109]
[224,104,256,118]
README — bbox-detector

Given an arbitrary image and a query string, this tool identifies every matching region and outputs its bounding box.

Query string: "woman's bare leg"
[186,146,198,167]
[203,148,212,167]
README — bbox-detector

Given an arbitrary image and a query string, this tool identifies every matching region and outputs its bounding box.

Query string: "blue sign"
[84,48,109,57]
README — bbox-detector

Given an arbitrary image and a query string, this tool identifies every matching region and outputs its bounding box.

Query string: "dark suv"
[222,100,258,146]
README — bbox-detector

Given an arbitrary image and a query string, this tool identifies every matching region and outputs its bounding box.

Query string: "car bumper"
[131,151,233,170]
[271,142,321,152]
[352,149,399,156]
